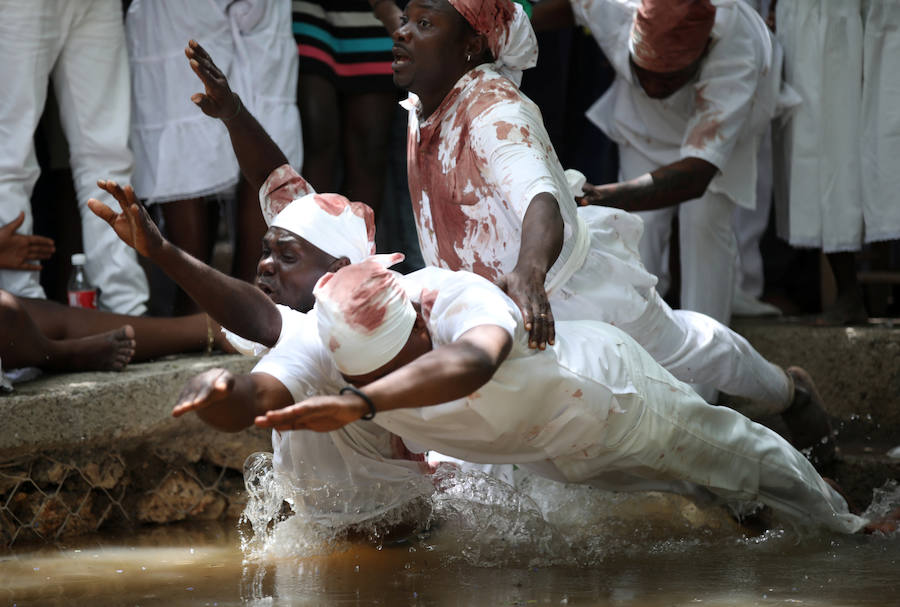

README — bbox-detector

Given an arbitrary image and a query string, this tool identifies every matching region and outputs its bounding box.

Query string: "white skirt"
[774,0,900,251]
[126,0,302,203]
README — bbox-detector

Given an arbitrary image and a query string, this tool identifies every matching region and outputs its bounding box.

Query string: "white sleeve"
[413,269,521,346]
[571,0,639,80]
[680,21,765,170]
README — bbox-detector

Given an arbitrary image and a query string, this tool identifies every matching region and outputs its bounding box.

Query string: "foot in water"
[48,325,136,372]
[782,367,836,471]
[815,290,868,326]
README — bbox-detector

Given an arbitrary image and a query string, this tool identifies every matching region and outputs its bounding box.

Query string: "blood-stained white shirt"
[375,267,639,465]
[225,305,432,527]
[574,0,785,209]
[403,66,577,283]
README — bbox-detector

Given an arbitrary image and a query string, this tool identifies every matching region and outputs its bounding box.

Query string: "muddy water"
[2,473,899,606]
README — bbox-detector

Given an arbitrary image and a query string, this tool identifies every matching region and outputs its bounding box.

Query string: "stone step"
[733,318,900,443]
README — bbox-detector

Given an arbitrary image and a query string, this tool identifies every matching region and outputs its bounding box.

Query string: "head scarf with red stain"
[270,193,376,263]
[629,0,716,73]
[313,253,417,375]
[447,0,538,86]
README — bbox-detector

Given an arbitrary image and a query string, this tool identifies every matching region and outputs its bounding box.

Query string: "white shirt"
[375,267,640,465]
[574,0,782,209]
[225,306,432,527]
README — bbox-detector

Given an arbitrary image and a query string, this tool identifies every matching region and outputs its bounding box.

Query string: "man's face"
[255,227,342,312]
[391,0,470,96]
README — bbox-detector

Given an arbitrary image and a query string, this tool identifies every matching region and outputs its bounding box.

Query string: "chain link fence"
[0,448,248,549]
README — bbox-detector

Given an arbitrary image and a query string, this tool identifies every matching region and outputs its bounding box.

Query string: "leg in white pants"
[637,191,737,324]
[554,344,864,534]
[53,0,148,314]
[734,129,773,299]
[620,288,792,411]
[0,1,59,299]
[0,0,148,314]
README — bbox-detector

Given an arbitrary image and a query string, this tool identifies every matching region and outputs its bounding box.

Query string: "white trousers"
[551,207,790,410]
[0,0,148,314]
[733,128,773,299]
[539,340,864,534]
[635,190,737,326]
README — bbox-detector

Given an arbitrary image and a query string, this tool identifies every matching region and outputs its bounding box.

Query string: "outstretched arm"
[88,180,282,347]
[368,0,403,34]
[530,0,575,32]
[579,157,717,212]
[0,212,55,271]
[496,192,563,351]
[185,40,287,192]
[173,368,293,432]
[256,324,513,432]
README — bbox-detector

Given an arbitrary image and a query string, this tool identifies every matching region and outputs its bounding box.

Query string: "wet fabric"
[225,305,433,527]
[447,0,538,86]
[630,0,716,73]
[125,0,302,203]
[357,266,864,534]
[773,0,900,251]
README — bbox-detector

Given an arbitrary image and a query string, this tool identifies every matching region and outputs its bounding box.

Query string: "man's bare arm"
[173,369,294,432]
[88,181,282,346]
[530,0,576,32]
[185,40,288,192]
[368,0,403,34]
[496,192,564,350]
[580,157,718,212]
[256,324,513,432]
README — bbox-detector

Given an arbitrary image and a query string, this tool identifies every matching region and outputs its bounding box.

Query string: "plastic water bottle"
[67,253,98,309]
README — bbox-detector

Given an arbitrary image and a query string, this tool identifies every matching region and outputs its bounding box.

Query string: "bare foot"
[782,367,836,471]
[47,325,136,372]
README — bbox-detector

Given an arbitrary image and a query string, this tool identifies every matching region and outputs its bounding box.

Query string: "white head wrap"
[313,254,416,376]
[270,193,375,263]
[448,0,538,86]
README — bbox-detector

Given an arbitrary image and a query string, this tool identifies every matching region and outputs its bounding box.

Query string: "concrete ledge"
[0,354,263,461]
[734,318,900,443]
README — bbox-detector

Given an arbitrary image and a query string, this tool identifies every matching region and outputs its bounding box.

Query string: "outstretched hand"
[0,212,55,271]
[87,180,165,258]
[185,39,241,120]
[172,368,236,418]
[495,269,555,350]
[254,393,370,432]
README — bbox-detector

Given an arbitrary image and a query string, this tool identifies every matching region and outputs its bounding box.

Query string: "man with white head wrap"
[259,258,880,535]
[90,124,433,532]
[385,0,833,465]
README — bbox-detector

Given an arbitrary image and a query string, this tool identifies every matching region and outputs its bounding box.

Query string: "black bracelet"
[340,386,376,420]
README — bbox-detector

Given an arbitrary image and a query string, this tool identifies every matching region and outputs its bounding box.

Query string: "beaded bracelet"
[340,386,377,420]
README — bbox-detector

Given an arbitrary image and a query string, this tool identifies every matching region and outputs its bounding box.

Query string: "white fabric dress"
[225,306,433,527]
[575,0,794,323]
[125,0,303,203]
[774,0,900,251]
[367,267,865,534]
[403,65,790,408]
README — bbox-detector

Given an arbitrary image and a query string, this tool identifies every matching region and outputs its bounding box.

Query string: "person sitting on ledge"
[256,256,900,535]
[0,210,231,387]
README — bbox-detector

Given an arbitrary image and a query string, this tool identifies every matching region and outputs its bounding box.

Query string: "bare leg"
[821,251,867,324]
[341,91,395,215]
[161,198,219,315]
[232,176,267,283]
[0,291,134,372]
[17,296,230,362]
[298,73,340,193]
